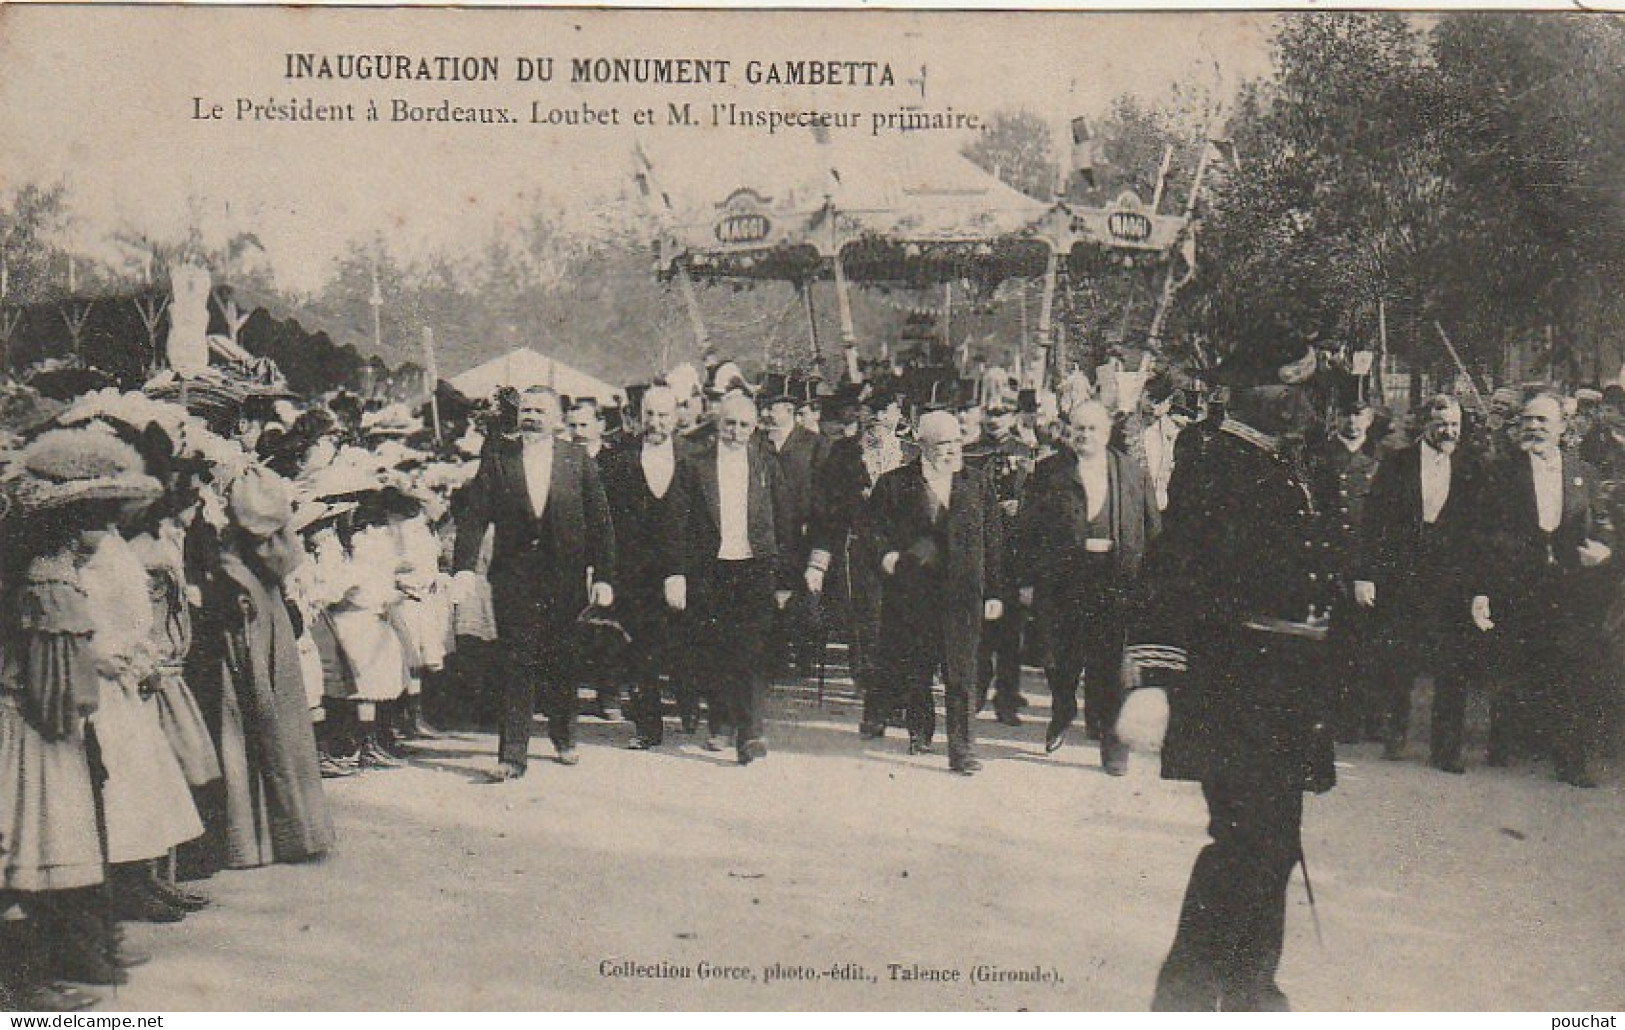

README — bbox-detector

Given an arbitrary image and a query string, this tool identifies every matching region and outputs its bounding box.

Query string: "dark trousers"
[697,559,774,752]
[1329,602,1383,742]
[877,612,977,762]
[840,538,886,711]
[1043,572,1126,739]
[1491,624,1602,776]
[1382,625,1471,765]
[620,589,674,744]
[977,606,1025,714]
[1153,776,1304,1012]
[1492,579,1604,776]
[494,589,577,768]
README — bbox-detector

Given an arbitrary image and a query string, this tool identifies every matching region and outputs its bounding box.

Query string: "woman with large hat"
[0,425,170,1006]
[189,466,334,870]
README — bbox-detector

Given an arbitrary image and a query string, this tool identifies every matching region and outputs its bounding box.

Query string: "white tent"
[450,348,622,404]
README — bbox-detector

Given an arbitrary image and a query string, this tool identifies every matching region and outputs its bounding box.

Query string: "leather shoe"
[1559,769,1598,789]
[1432,759,1466,775]
[1102,734,1129,777]
[703,735,726,752]
[1044,726,1065,754]
[995,711,1023,728]
[627,737,655,751]
[485,761,525,783]
[949,756,982,776]
[555,746,580,766]
[858,721,885,740]
[908,739,934,756]
[25,982,99,1011]
[737,739,767,765]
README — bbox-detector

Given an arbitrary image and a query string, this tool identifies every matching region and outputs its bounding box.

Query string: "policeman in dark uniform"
[1308,392,1382,743]
[961,396,1033,724]
[1125,338,1339,1012]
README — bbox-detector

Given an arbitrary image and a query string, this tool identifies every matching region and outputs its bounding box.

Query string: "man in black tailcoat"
[1472,392,1613,787]
[1015,397,1159,775]
[453,386,616,781]
[599,385,683,750]
[1353,394,1483,772]
[662,392,796,763]
[1126,339,1338,1011]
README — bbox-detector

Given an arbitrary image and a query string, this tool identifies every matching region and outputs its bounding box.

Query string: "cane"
[1298,845,1323,948]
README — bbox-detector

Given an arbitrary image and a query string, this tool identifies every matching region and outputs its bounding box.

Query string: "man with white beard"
[866,410,1006,775]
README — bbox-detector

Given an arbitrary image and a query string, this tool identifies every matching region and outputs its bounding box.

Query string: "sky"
[0,7,1280,293]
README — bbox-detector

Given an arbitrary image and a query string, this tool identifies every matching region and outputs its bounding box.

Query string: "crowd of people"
[1,336,1621,1011]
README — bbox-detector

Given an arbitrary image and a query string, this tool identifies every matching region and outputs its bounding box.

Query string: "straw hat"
[3,427,162,518]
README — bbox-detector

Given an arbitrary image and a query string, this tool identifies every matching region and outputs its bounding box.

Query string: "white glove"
[590,582,614,608]
[1116,686,1170,753]
[664,575,687,612]
[1470,595,1495,632]
[881,552,900,576]
[983,598,1004,622]
[774,589,793,610]
[452,570,479,607]
[1018,585,1036,608]
[804,567,825,595]
[1353,580,1376,608]
[1578,539,1612,568]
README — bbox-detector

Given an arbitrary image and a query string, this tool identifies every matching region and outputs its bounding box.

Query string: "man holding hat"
[866,409,1005,775]
[1125,336,1340,1011]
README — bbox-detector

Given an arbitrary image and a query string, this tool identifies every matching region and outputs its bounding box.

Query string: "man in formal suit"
[663,392,795,764]
[1473,392,1613,787]
[867,410,1005,775]
[1352,395,1480,771]
[600,385,683,750]
[1016,398,1160,775]
[804,387,912,736]
[453,386,616,781]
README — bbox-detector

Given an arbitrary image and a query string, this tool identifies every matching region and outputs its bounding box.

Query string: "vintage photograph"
[0,4,1621,1013]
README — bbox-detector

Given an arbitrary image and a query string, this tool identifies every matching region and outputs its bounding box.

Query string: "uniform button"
[1309,573,1319,581]
[1342,522,1351,531]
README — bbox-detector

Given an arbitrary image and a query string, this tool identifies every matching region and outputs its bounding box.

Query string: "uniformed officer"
[1125,338,1339,1012]
[1309,394,1382,743]
[962,399,1034,725]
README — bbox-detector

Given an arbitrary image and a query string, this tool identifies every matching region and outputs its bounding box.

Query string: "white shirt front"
[522,436,554,519]
[922,466,954,514]
[641,439,675,499]
[1077,455,1109,522]
[1532,451,1563,533]
[717,445,753,560]
[1419,439,1451,525]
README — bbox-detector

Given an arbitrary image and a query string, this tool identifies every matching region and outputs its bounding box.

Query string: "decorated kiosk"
[641,132,1193,406]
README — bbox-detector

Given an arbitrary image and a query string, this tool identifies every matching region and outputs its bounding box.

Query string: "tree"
[961,109,1059,201]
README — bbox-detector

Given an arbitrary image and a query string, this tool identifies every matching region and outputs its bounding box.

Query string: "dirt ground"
[101,677,1623,1012]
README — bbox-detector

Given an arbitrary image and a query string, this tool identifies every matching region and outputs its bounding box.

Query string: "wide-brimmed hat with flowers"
[2,426,163,519]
